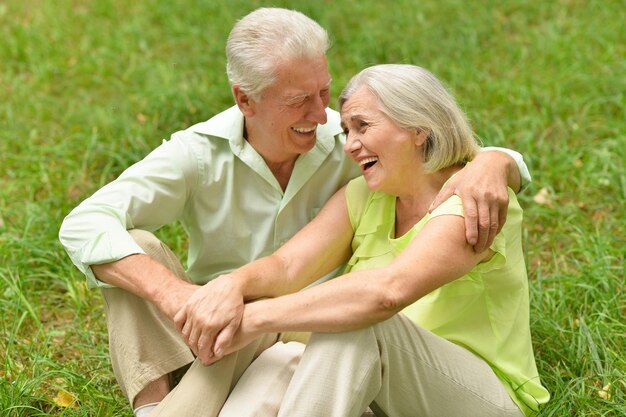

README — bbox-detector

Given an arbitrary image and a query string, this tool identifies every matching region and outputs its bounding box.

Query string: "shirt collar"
[191,105,245,144]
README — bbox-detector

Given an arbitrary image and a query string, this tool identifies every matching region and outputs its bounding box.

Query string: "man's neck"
[266,158,297,191]
[244,121,299,192]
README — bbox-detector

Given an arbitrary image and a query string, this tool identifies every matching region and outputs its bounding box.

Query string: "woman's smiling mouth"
[359,156,379,172]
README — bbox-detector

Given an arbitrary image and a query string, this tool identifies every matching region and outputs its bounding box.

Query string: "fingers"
[181,316,218,364]
[473,195,491,252]
[479,205,499,253]
[189,325,204,355]
[213,319,240,359]
[180,316,195,351]
[473,191,509,252]
[180,307,218,364]
[196,330,217,365]
[497,198,508,235]
[171,277,246,365]
[463,197,479,247]
[179,312,239,365]
[174,308,187,333]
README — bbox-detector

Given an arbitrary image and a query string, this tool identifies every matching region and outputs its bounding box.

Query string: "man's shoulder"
[184,105,243,141]
[154,106,244,178]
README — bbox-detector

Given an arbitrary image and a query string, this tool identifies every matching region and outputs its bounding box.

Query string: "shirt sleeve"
[481,146,532,192]
[429,194,464,218]
[345,176,371,231]
[58,132,200,288]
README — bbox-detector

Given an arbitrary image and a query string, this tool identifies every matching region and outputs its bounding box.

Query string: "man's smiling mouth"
[292,126,316,134]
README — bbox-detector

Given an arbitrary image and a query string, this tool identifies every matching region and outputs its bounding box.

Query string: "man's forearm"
[92,254,195,318]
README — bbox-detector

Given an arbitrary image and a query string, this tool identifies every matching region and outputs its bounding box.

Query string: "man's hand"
[174,275,245,365]
[429,151,520,252]
[156,282,200,322]
[204,303,263,366]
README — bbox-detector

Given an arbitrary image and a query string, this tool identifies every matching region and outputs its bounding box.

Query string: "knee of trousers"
[307,326,378,355]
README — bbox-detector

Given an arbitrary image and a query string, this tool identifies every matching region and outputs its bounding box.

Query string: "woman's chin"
[363,177,382,192]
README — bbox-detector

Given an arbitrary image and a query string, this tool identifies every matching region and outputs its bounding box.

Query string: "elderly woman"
[155,64,549,417]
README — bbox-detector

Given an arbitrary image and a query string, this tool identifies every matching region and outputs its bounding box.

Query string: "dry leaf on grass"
[533,187,554,207]
[53,390,78,408]
[597,383,611,400]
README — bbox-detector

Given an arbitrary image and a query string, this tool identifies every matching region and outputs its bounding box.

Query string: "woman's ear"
[415,128,430,147]
[232,84,255,117]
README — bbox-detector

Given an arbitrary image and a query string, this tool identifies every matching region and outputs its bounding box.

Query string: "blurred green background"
[1,0,624,415]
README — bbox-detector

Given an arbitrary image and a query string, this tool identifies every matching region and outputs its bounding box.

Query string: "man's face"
[246,54,332,162]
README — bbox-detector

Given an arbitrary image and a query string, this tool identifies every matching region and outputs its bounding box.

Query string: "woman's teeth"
[359,157,379,170]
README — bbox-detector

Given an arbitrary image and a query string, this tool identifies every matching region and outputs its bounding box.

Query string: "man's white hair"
[226,8,330,100]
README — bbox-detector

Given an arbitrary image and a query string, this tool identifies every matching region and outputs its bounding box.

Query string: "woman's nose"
[343,133,362,154]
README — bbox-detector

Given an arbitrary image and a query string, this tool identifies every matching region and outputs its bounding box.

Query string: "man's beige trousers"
[100,230,304,416]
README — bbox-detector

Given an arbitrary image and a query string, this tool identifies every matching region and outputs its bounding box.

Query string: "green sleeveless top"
[344,176,549,416]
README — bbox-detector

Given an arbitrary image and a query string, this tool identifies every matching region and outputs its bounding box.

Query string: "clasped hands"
[171,275,256,366]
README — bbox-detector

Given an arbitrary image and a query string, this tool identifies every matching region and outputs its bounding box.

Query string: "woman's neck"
[394,165,462,237]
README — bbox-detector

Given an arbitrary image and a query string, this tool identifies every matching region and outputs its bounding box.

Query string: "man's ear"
[233,84,255,117]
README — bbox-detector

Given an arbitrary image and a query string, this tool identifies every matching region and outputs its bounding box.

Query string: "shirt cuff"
[481,146,532,192]
[74,230,146,288]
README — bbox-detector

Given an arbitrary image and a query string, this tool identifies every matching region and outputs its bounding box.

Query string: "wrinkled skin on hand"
[174,275,245,365]
[429,154,510,253]
[202,304,262,366]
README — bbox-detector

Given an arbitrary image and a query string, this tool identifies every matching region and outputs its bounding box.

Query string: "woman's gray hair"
[339,64,480,172]
[226,8,330,101]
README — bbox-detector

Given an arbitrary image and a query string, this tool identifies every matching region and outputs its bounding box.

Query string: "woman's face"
[341,87,424,193]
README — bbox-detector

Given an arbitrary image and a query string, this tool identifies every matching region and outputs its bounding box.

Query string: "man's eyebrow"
[283,80,332,103]
[284,93,310,104]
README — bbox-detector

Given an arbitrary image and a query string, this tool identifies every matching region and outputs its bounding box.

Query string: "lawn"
[1,0,624,415]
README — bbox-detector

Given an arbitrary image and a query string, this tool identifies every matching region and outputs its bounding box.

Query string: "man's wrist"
[499,152,522,192]
[152,278,195,318]
[478,150,519,191]
[481,146,528,192]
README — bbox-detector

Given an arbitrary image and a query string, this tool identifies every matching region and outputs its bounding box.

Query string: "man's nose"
[308,95,328,125]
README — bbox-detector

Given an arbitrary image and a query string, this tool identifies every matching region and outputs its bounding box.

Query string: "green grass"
[1,0,624,415]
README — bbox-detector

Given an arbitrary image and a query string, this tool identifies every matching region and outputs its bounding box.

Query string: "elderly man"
[59,7,530,417]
